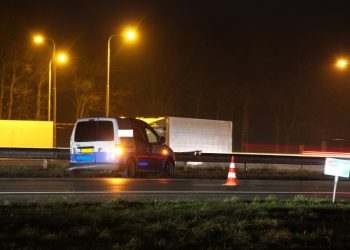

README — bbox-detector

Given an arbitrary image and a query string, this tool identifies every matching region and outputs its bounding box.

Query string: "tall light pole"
[106,34,117,117]
[33,35,56,122]
[106,27,138,117]
[48,59,52,121]
[33,35,68,147]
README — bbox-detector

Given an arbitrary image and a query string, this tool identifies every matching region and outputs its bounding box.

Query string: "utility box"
[0,120,53,148]
[139,117,232,153]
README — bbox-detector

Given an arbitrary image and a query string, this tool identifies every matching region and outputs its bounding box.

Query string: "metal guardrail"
[0,147,326,165]
[177,152,326,165]
[0,148,70,160]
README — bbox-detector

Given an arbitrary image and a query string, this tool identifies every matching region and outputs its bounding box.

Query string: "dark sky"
[2,0,350,149]
[3,1,350,61]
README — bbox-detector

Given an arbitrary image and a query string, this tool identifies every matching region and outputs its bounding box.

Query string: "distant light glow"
[56,53,68,64]
[336,58,348,70]
[126,31,136,40]
[123,28,138,42]
[33,35,44,44]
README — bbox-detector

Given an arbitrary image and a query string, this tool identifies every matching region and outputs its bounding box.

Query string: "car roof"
[75,117,150,128]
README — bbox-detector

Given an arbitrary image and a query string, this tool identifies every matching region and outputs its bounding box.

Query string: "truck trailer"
[0,120,53,148]
[139,117,232,153]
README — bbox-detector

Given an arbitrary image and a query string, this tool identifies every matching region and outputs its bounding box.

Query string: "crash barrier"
[0,147,328,165]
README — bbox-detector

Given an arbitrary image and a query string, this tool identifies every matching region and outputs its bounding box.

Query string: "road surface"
[0,178,349,201]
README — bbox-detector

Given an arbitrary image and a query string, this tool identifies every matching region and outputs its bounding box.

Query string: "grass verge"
[0,196,350,249]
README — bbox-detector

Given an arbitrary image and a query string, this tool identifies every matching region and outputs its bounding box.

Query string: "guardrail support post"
[43,159,48,169]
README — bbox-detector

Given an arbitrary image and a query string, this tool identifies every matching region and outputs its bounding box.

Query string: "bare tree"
[4,50,30,120]
[72,77,102,119]
[34,61,48,120]
[0,65,5,119]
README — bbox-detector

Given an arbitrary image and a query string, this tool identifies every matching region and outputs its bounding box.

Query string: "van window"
[145,128,158,144]
[75,121,114,142]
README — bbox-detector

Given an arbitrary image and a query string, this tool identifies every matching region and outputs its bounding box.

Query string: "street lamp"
[124,29,138,41]
[106,27,138,117]
[57,53,68,63]
[33,34,56,122]
[33,35,68,147]
[335,58,348,71]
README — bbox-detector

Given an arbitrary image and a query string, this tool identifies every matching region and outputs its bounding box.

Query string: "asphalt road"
[0,178,349,202]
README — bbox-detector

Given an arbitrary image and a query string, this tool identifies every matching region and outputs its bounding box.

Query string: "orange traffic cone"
[223,156,239,186]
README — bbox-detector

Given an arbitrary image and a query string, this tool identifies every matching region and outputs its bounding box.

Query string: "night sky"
[2,0,350,150]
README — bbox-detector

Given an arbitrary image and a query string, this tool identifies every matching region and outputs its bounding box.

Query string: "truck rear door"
[71,119,116,164]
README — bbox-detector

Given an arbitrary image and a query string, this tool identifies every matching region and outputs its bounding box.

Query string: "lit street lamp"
[57,53,68,63]
[106,27,138,117]
[335,58,348,71]
[33,35,68,147]
[33,34,56,122]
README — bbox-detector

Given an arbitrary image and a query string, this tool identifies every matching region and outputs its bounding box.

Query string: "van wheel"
[126,160,136,178]
[165,159,175,177]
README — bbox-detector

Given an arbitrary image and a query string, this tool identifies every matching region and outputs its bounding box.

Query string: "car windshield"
[74,120,114,142]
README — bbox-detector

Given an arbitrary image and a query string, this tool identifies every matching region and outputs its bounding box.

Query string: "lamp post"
[48,59,52,121]
[106,34,117,117]
[33,35,68,147]
[106,28,138,117]
[33,35,56,122]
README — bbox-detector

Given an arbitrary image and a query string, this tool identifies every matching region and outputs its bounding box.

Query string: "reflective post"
[332,175,339,204]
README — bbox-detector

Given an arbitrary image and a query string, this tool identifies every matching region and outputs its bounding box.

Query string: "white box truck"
[139,117,232,153]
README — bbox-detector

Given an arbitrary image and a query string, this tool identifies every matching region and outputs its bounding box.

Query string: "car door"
[132,125,154,171]
[144,126,164,171]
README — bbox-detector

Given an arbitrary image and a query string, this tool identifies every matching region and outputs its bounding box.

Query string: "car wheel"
[126,159,137,178]
[165,159,175,177]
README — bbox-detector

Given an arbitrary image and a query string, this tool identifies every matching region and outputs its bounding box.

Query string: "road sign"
[324,158,350,203]
[324,158,350,178]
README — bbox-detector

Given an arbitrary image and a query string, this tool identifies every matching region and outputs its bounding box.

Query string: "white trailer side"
[140,117,232,153]
[167,117,232,153]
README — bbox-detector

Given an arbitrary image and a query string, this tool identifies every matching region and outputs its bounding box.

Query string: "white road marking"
[0,191,349,195]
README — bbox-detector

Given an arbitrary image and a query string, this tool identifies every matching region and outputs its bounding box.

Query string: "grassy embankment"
[1,196,350,249]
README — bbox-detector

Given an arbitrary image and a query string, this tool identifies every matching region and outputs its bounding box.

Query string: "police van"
[66,117,175,177]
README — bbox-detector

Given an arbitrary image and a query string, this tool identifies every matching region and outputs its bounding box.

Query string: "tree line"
[1,26,349,151]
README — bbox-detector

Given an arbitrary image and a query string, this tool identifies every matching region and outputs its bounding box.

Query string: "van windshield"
[74,121,114,142]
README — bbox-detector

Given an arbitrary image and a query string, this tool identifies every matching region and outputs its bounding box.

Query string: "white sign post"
[324,158,350,203]
[332,175,338,204]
